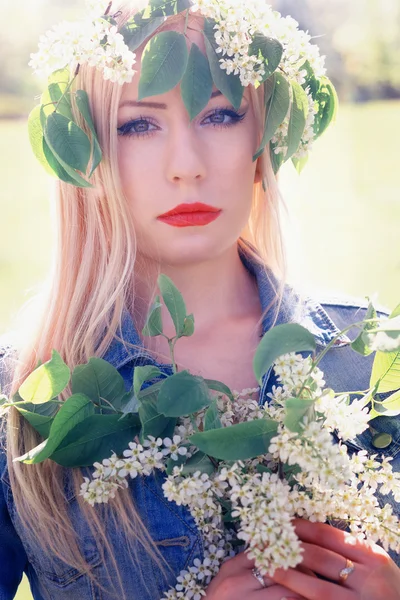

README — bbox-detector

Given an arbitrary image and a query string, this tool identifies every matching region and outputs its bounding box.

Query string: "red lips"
[157,203,222,228]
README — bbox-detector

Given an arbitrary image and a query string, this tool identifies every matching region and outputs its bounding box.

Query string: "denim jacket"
[0,241,399,599]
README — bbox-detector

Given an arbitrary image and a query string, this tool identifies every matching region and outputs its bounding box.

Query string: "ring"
[251,567,266,588]
[339,558,355,583]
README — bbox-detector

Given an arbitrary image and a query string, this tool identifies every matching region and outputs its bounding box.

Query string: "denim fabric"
[0,240,399,599]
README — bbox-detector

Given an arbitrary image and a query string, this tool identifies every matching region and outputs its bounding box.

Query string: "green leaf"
[249,34,283,81]
[49,413,141,467]
[138,31,188,100]
[371,389,400,418]
[181,42,213,120]
[285,81,308,160]
[75,90,102,177]
[203,20,244,110]
[204,379,234,402]
[44,111,91,173]
[40,107,93,187]
[157,371,211,417]
[142,295,163,337]
[370,303,400,393]
[139,391,177,440]
[313,76,338,140]
[284,397,315,433]
[19,350,70,405]
[42,137,80,184]
[180,451,215,476]
[253,323,316,385]
[204,399,222,431]
[120,390,140,416]
[300,60,320,100]
[121,15,165,52]
[28,105,59,177]
[41,82,73,121]
[134,365,165,399]
[292,154,309,174]
[15,408,54,438]
[158,274,187,337]
[253,72,290,160]
[190,418,278,460]
[351,300,377,356]
[270,142,284,174]
[182,314,195,337]
[71,358,127,412]
[15,394,95,464]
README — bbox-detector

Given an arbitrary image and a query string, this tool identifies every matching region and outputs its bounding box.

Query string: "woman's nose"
[165,123,207,184]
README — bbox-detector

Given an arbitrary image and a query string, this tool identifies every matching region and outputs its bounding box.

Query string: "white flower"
[162,435,188,461]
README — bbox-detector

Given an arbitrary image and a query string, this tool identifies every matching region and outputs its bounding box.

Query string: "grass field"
[1,100,399,599]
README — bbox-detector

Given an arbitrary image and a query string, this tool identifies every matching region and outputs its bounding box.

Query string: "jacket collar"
[102,239,350,370]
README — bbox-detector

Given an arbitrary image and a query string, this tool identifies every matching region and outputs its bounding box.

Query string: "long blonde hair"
[3,3,289,597]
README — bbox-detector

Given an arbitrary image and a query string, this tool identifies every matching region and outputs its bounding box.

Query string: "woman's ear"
[254,156,263,184]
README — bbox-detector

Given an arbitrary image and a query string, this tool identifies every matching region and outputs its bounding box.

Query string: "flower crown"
[28,0,338,188]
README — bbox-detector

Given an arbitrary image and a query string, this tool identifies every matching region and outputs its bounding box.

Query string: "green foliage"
[139,390,177,440]
[71,357,127,412]
[142,296,163,337]
[158,274,187,337]
[75,90,102,177]
[284,397,315,433]
[248,34,283,82]
[49,413,141,467]
[121,16,166,51]
[190,419,278,460]
[15,394,95,464]
[158,371,212,417]
[8,270,400,476]
[181,42,213,121]
[138,31,189,100]
[203,19,244,111]
[370,303,400,393]
[253,72,290,161]
[370,390,400,418]
[253,323,316,385]
[18,350,70,404]
[351,300,378,356]
[313,77,338,140]
[204,399,222,430]
[285,81,308,160]
[134,365,165,399]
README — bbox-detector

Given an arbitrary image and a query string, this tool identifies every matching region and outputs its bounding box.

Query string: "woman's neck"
[134,243,262,339]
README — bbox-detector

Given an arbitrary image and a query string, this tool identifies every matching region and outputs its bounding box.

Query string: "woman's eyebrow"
[119,89,222,110]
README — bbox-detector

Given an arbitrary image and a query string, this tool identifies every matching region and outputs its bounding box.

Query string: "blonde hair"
[3,3,289,598]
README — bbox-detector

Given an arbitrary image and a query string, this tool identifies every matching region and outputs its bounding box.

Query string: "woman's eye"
[117,118,158,138]
[117,108,246,138]
[202,108,246,127]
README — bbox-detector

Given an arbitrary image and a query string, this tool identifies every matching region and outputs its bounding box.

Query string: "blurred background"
[0,1,398,593]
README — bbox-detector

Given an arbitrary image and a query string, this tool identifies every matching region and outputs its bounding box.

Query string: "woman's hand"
[205,550,307,600]
[270,518,400,600]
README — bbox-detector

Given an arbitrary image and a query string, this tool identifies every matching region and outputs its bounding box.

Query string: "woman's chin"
[141,233,229,267]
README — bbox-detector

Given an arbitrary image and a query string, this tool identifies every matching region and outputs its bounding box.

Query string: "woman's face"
[117,18,261,266]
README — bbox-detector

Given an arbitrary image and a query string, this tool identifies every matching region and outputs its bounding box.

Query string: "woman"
[0,1,399,599]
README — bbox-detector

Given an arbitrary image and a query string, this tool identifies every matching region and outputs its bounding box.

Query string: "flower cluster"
[80,351,400,599]
[191,0,325,159]
[29,14,136,85]
[29,0,326,160]
[80,434,187,506]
